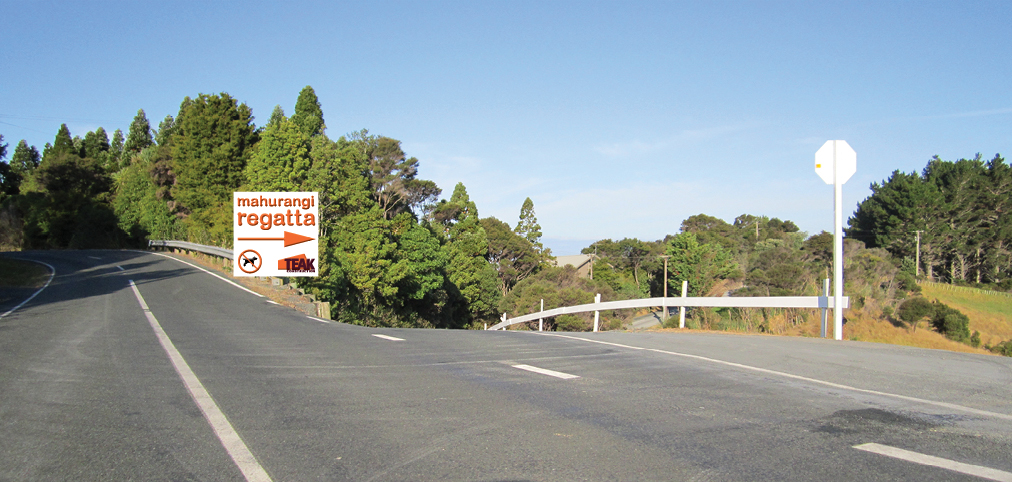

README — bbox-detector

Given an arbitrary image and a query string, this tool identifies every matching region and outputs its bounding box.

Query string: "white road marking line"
[854,443,1012,481]
[512,364,580,380]
[116,265,125,271]
[0,259,55,320]
[306,315,329,323]
[537,333,1012,421]
[87,256,102,260]
[129,280,272,482]
[140,251,264,298]
[372,334,405,341]
[266,300,279,305]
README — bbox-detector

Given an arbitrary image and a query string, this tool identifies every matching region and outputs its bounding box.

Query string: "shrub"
[897,297,933,330]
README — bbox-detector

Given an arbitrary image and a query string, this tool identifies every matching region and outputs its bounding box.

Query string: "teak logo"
[278,254,316,273]
[233,192,319,277]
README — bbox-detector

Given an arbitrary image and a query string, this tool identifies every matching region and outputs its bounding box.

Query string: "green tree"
[896,297,933,331]
[171,93,258,244]
[81,127,110,161]
[113,147,177,244]
[930,301,971,342]
[44,124,75,160]
[244,118,311,192]
[665,231,738,297]
[109,129,125,170]
[5,140,40,196]
[439,183,500,322]
[351,131,440,220]
[292,86,324,137]
[266,105,286,129]
[482,216,540,296]
[155,115,176,146]
[124,109,154,154]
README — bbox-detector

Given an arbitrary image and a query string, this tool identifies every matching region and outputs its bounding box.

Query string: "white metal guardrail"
[148,240,233,260]
[488,295,849,331]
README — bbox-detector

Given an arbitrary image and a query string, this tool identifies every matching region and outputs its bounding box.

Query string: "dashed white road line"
[87,256,102,260]
[372,334,405,341]
[512,364,580,380]
[0,259,55,320]
[116,265,125,271]
[129,280,272,482]
[306,315,329,323]
[854,443,1012,481]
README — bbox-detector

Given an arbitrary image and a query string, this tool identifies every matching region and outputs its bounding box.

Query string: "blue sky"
[2,1,1010,254]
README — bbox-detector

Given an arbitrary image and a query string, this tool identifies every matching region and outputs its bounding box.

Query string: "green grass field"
[920,283,1012,347]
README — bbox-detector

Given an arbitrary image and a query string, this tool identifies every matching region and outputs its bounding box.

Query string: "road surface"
[2,250,1011,481]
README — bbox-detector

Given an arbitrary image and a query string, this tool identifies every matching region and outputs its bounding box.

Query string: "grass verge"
[0,258,51,288]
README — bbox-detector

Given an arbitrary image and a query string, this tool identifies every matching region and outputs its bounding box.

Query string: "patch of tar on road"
[814,408,938,436]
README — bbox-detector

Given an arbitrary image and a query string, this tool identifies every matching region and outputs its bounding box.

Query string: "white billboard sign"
[233,192,319,277]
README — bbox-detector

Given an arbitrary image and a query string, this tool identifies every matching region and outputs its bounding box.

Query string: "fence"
[488,294,849,333]
[918,280,1012,298]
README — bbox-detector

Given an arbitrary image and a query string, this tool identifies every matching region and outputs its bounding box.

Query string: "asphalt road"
[2,250,1012,481]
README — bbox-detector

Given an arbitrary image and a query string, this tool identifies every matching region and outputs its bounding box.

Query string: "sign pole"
[833,143,844,340]
[815,140,855,341]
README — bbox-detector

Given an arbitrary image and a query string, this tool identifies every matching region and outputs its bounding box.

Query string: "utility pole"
[659,255,671,320]
[589,247,597,280]
[915,230,922,277]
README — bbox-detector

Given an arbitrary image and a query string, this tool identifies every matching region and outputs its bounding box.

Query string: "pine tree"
[244,118,311,192]
[110,129,125,169]
[292,86,324,137]
[48,124,75,159]
[441,183,501,322]
[515,197,550,259]
[155,115,176,146]
[10,139,41,179]
[123,109,153,154]
[171,93,257,243]
[82,128,111,160]
[266,105,286,129]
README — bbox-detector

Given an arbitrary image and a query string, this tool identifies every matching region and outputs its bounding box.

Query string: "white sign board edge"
[233,191,320,278]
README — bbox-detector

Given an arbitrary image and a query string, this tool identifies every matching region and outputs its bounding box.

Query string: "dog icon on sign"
[238,249,262,274]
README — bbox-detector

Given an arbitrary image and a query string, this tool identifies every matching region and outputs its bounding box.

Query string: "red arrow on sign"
[237,231,315,247]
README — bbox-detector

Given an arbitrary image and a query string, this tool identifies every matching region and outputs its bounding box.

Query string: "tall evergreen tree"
[292,86,324,137]
[155,115,176,146]
[110,129,125,169]
[515,197,551,260]
[47,124,76,159]
[81,127,111,161]
[266,105,286,129]
[171,93,257,243]
[123,109,153,154]
[440,183,501,322]
[10,139,41,180]
[244,118,311,192]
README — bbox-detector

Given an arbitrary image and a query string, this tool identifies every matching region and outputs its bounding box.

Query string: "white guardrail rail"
[488,295,849,331]
[148,240,234,260]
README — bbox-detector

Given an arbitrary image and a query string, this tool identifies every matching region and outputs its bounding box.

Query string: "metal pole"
[821,278,829,338]
[833,141,844,341]
[660,255,670,321]
[593,293,601,332]
[679,280,687,329]
[539,299,543,332]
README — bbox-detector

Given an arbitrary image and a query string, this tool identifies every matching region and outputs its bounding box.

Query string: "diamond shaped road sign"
[815,140,856,185]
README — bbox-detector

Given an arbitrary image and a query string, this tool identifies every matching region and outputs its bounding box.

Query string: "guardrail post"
[821,278,829,338]
[679,281,688,329]
[539,299,543,332]
[593,293,601,332]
